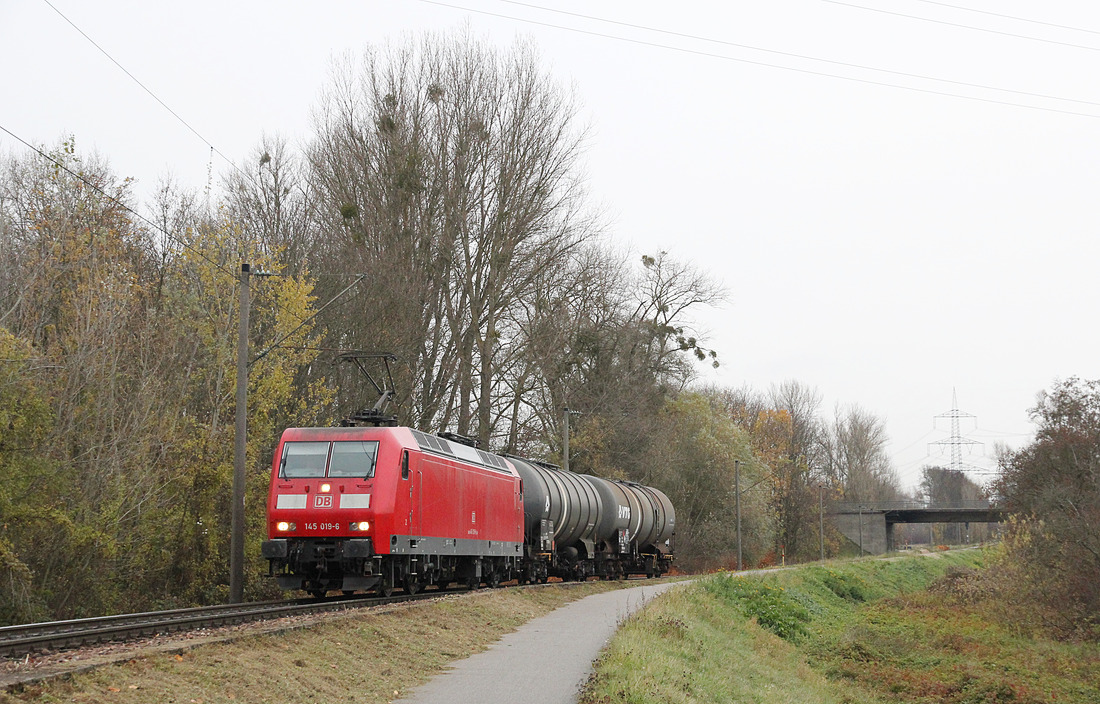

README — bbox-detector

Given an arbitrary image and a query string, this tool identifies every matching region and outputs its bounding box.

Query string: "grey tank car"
[506,455,675,582]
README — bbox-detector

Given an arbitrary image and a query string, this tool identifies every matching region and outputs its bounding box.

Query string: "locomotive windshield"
[281,442,329,477]
[280,440,379,478]
[329,441,379,477]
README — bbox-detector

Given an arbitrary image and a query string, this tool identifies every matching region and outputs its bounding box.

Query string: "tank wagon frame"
[262,426,675,596]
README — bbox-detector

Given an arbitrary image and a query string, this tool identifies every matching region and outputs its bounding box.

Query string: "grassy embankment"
[2,580,645,704]
[582,551,1100,704]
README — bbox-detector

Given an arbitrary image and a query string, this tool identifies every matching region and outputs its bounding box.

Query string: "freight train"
[260,425,675,596]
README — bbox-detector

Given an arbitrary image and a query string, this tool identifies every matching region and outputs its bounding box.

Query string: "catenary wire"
[39,0,255,186]
[889,427,938,455]
[0,123,358,367]
[911,0,1100,36]
[417,0,1100,119]
[498,0,1100,109]
[823,0,1100,53]
[35,0,294,310]
[0,122,238,281]
[32,1,347,330]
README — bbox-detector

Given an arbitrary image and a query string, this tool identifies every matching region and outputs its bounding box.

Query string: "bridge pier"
[831,510,888,555]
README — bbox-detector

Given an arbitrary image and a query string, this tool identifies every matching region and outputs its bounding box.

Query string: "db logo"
[314,495,333,509]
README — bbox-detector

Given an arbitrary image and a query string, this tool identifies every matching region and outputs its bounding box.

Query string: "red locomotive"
[262,426,524,596]
[261,423,676,595]
[261,357,675,597]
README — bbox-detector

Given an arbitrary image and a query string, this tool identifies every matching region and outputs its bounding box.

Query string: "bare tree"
[632,251,725,385]
[223,134,313,268]
[823,404,901,503]
[306,30,597,445]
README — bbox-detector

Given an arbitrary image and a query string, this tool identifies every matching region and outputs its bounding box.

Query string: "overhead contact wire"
[417,0,1100,119]
[0,122,238,281]
[35,0,347,333]
[499,0,1100,109]
[911,0,1100,36]
[39,0,255,186]
[823,0,1100,53]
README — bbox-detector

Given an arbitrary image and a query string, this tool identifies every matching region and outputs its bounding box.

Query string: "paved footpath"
[393,580,688,704]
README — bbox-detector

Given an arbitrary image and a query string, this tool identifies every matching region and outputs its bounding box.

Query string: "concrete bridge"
[828,502,1008,555]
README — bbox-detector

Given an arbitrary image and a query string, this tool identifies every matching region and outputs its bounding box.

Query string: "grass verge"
[2,581,640,704]
[582,551,1100,704]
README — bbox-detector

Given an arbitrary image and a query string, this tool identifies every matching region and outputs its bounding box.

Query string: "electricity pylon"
[930,389,984,474]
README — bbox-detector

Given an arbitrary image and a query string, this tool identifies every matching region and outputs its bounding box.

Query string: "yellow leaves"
[159,214,328,482]
[749,408,793,467]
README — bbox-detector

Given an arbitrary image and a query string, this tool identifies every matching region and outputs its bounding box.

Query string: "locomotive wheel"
[488,571,501,589]
[405,576,422,595]
[380,574,395,597]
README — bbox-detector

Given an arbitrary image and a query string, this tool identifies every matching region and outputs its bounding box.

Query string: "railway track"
[0,591,437,659]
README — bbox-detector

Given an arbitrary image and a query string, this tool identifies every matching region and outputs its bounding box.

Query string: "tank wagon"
[507,456,675,582]
[261,426,675,596]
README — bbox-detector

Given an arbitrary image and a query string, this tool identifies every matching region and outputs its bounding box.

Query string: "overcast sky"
[4,0,1099,491]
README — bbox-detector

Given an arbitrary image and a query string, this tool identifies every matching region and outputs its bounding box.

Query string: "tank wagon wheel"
[308,588,326,599]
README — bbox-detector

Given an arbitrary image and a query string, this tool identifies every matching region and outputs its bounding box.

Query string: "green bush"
[704,575,810,641]
[821,570,867,602]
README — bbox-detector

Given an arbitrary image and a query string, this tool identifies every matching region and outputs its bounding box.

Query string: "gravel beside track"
[0,591,446,690]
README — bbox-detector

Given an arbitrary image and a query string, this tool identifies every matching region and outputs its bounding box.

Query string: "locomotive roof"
[279,426,517,476]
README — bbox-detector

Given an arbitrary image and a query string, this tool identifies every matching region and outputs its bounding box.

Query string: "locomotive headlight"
[276,521,296,532]
[320,483,331,493]
[350,521,370,531]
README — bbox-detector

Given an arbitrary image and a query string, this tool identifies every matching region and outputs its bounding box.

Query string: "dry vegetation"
[1,581,639,704]
[582,552,1100,704]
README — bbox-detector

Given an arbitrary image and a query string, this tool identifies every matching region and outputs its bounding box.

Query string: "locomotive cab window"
[280,440,379,479]
[280,442,330,478]
[329,441,379,478]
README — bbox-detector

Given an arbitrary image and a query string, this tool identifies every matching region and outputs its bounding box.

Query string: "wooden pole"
[230,263,250,603]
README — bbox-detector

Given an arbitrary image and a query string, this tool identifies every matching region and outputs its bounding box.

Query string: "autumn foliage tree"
[995,377,1100,637]
[0,142,325,620]
[636,393,766,568]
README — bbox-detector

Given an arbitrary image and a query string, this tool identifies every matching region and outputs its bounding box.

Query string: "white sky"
[4,0,1099,491]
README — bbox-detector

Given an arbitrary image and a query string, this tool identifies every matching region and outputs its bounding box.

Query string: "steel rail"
[0,592,436,659]
[0,576,658,660]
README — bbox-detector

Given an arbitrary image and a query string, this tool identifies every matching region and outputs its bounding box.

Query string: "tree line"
[0,30,1006,624]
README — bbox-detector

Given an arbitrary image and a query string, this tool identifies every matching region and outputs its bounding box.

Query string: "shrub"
[704,575,810,641]
[821,570,868,602]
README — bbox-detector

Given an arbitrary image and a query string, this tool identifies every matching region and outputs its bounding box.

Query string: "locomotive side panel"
[416,457,457,552]
[386,454,522,557]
